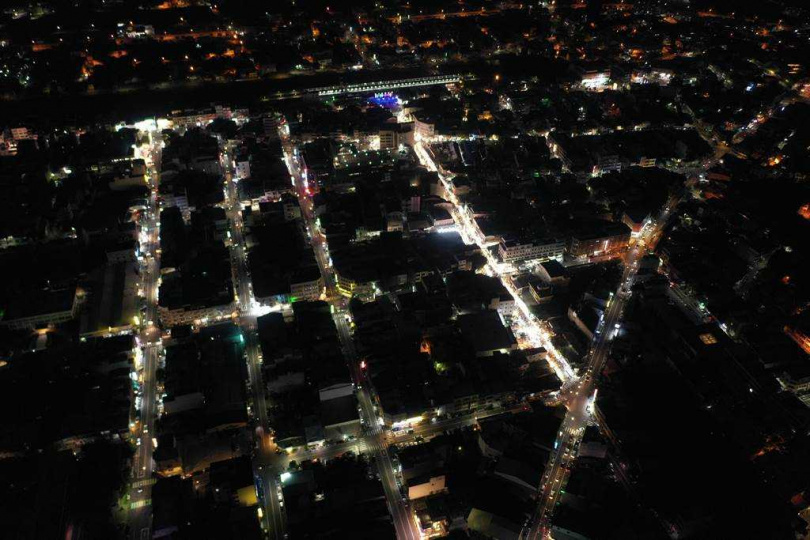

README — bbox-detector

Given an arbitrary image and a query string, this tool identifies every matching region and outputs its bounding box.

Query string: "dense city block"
[1,1,809,539]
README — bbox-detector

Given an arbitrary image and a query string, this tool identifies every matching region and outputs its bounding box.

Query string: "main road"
[273,402,526,471]
[409,78,770,537]
[220,142,286,539]
[527,243,645,538]
[412,136,677,539]
[524,100,748,535]
[412,140,576,385]
[524,196,682,538]
[129,128,164,540]
[279,122,422,540]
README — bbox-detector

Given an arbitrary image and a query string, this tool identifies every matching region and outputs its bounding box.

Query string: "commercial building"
[498,238,565,265]
[467,508,522,540]
[568,304,601,341]
[157,302,236,328]
[594,154,622,175]
[567,221,631,260]
[106,238,139,263]
[335,270,378,301]
[580,70,611,91]
[493,457,541,494]
[168,108,219,129]
[379,122,414,149]
[189,155,221,175]
[157,254,236,328]
[289,267,324,301]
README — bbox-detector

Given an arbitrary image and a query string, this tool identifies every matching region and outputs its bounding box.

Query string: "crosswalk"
[130,499,151,509]
[131,478,156,489]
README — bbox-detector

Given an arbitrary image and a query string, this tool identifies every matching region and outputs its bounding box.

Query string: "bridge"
[264,73,473,101]
[312,73,472,96]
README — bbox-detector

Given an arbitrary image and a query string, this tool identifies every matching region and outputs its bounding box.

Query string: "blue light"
[368,92,400,108]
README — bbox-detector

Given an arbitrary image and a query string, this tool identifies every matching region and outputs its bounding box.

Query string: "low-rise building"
[622,209,652,237]
[467,508,522,540]
[456,310,518,357]
[106,238,138,263]
[408,475,447,500]
[493,457,541,494]
[0,285,81,330]
[536,260,570,286]
[568,303,601,341]
[777,363,810,407]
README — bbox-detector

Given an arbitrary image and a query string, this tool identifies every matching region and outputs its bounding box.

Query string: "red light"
[360,360,367,369]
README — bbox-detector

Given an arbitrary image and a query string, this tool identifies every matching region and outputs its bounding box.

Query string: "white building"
[498,238,565,264]
[413,117,435,140]
[235,159,251,180]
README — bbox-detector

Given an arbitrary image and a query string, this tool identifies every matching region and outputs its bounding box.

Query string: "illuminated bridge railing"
[312,74,471,97]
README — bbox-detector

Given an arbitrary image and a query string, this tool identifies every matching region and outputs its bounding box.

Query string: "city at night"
[1,1,809,539]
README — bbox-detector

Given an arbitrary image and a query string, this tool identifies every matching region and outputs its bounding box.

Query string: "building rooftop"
[456,310,517,356]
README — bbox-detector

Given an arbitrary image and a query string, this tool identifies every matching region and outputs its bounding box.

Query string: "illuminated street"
[128,127,164,540]
[4,4,810,539]
[220,142,286,540]
[281,123,423,540]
